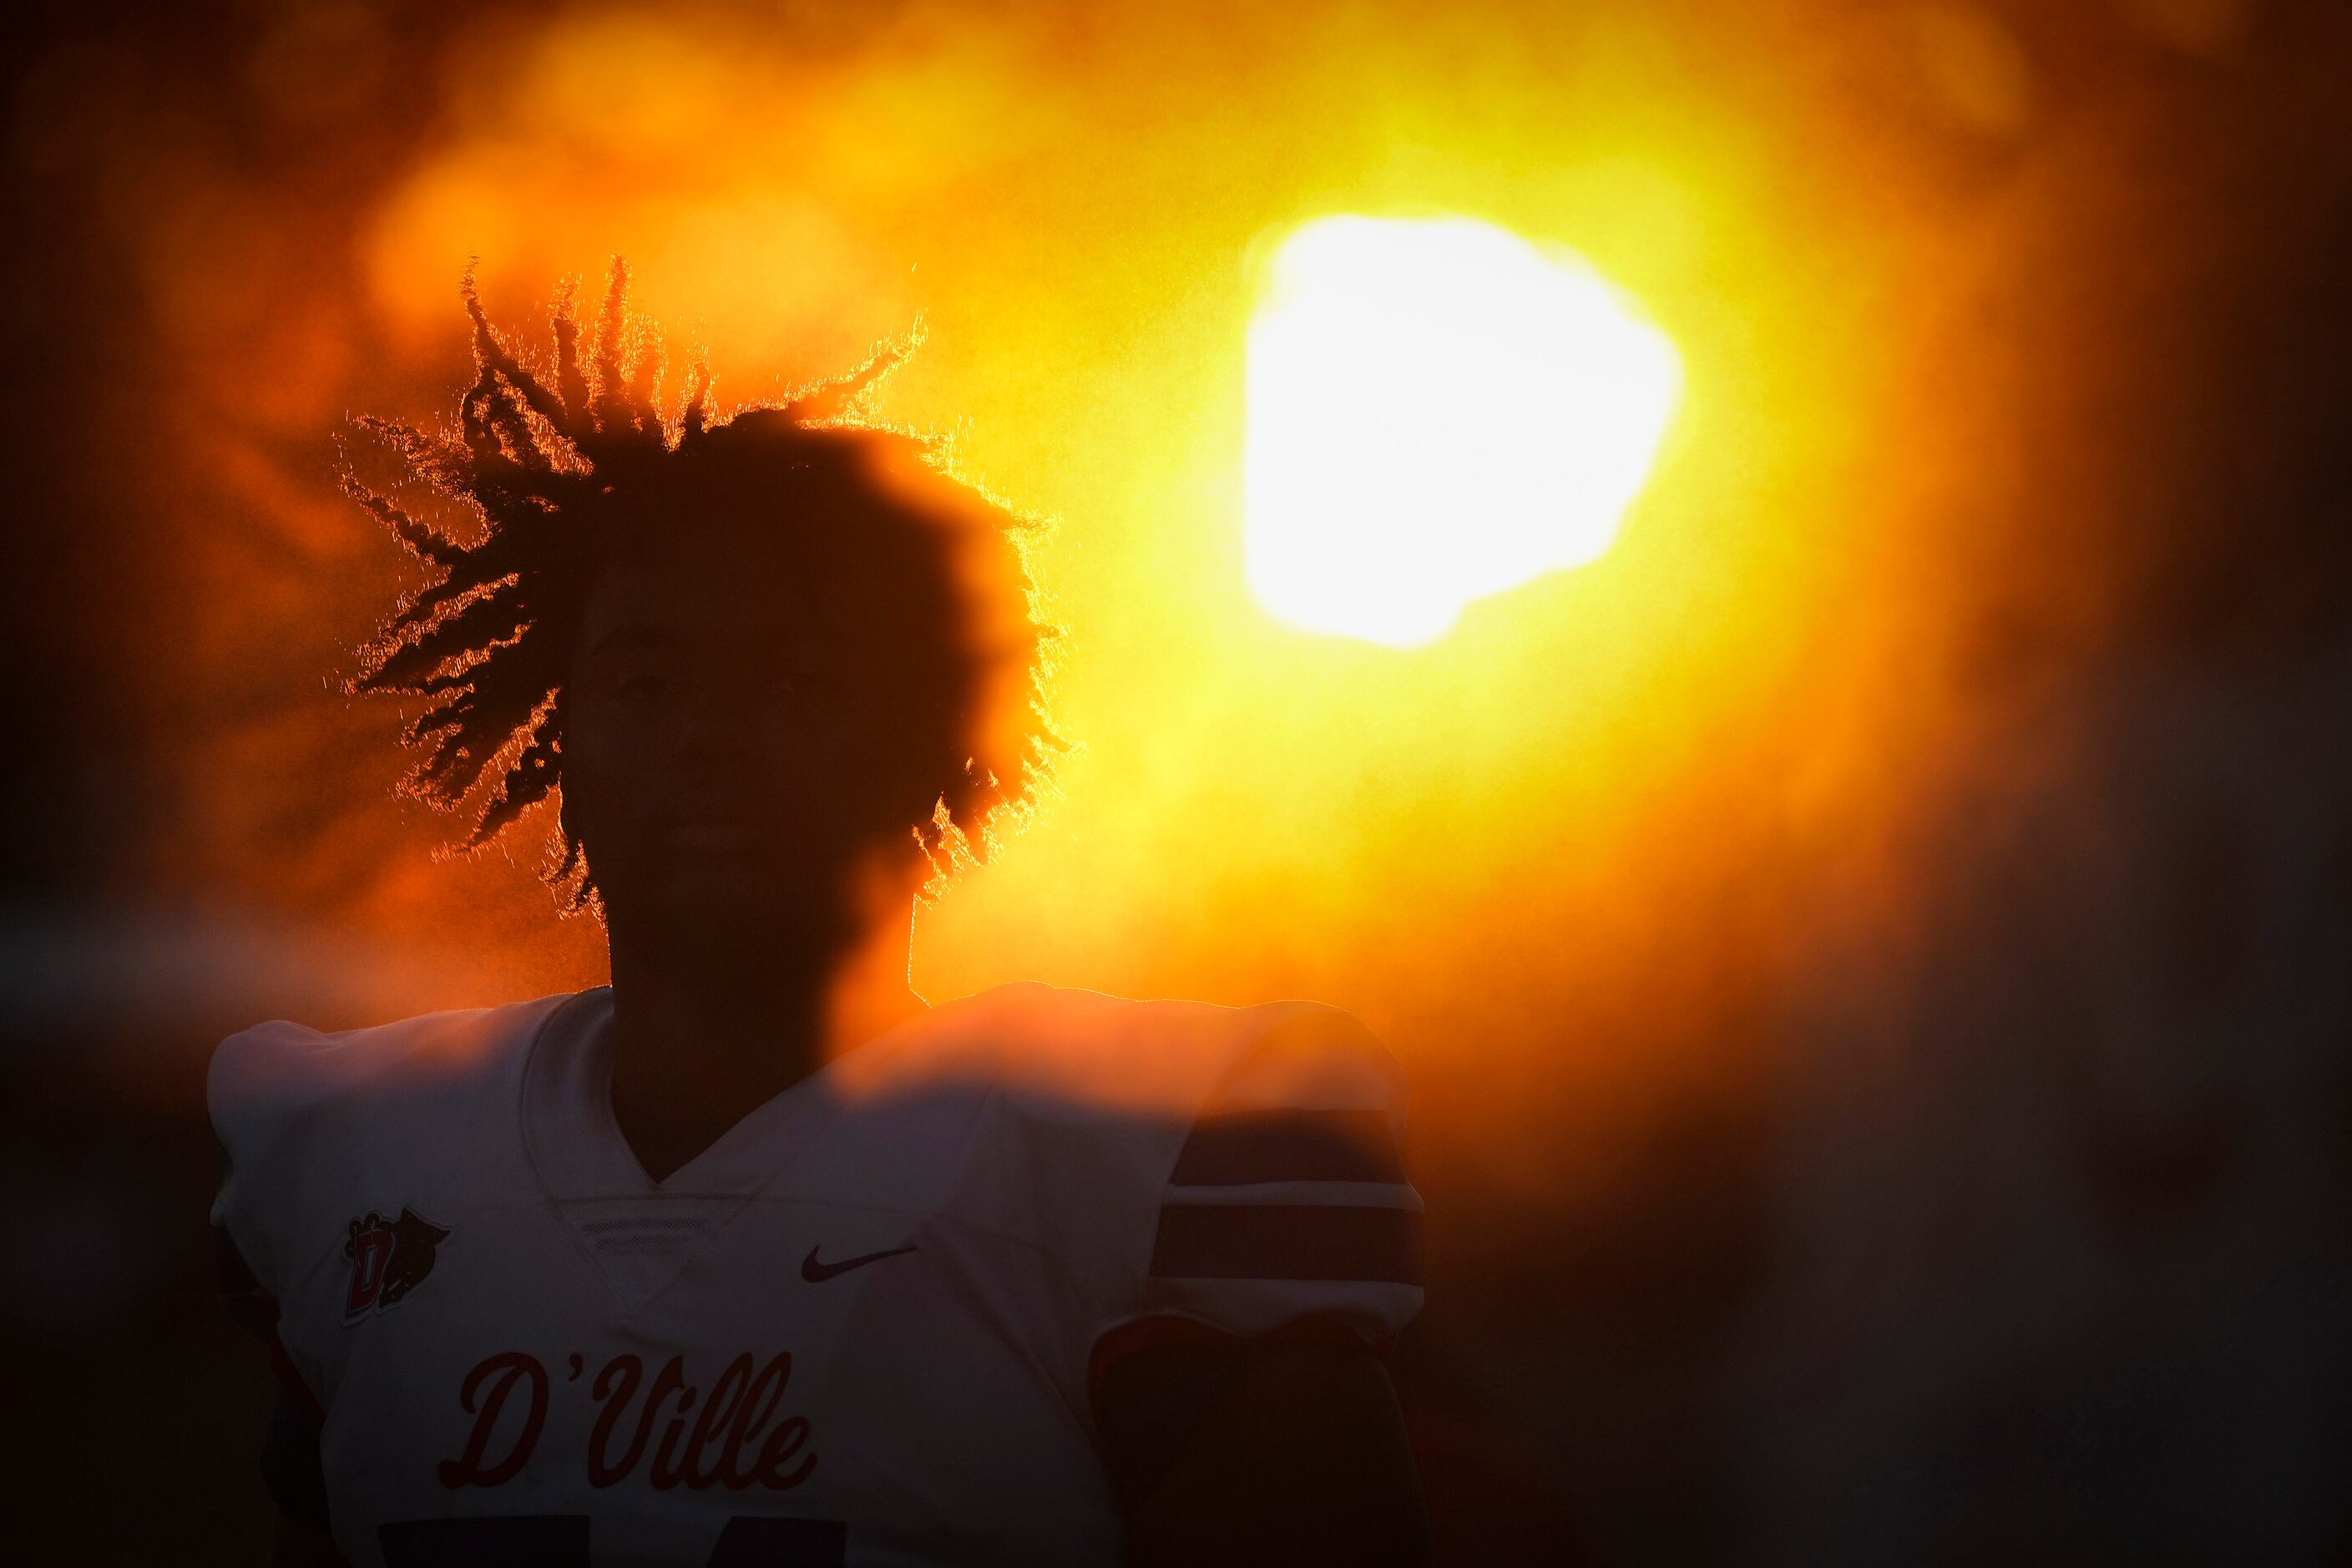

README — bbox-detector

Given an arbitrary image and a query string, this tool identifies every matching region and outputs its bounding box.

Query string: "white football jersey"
[209,981,1423,1566]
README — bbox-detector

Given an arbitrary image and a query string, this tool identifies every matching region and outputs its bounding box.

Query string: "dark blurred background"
[3,1,2347,1562]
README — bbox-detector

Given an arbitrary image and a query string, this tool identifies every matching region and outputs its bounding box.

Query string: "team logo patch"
[344,1206,450,1319]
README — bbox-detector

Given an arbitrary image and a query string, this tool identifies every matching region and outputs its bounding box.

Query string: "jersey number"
[378,1514,846,1565]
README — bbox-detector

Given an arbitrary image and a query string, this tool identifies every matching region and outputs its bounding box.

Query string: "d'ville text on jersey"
[438,1350,817,1492]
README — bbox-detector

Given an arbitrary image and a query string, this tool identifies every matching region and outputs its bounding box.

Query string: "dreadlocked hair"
[346,260,1060,917]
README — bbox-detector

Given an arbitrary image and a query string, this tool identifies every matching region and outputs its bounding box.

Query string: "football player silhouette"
[210,266,1429,1567]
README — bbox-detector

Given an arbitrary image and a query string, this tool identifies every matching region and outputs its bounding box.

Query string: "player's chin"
[639,850,850,933]
[645,851,781,908]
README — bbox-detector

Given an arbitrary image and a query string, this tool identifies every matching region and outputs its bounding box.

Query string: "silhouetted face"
[562,516,949,952]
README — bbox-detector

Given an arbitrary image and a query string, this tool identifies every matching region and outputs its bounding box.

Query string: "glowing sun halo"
[1245,215,1682,647]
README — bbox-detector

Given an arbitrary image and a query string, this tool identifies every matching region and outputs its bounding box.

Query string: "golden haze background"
[8,0,2349,1555]
[47,0,2329,1197]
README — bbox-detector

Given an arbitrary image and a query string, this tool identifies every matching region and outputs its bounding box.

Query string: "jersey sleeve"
[207,1019,322,1311]
[1114,1005,1424,1355]
[209,1020,336,1406]
[211,1021,342,1523]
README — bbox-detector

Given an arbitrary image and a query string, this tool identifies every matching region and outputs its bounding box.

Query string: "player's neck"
[599,897,926,1182]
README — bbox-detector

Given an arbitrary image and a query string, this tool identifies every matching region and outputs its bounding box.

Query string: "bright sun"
[1244,215,1682,647]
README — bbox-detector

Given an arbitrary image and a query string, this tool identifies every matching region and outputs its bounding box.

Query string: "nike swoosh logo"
[801,1243,918,1283]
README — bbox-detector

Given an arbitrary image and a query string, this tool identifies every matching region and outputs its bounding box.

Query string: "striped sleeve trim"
[1158,1179,1422,1211]
[1148,1202,1424,1285]
[1170,1108,1405,1186]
